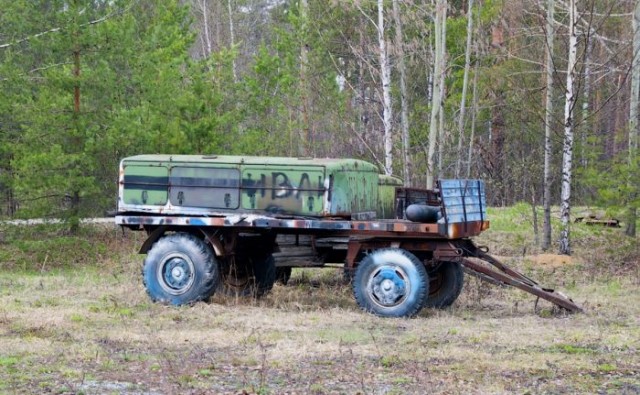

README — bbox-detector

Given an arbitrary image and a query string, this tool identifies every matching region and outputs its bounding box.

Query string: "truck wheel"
[424,261,464,309]
[219,253,276,298]
[143,233,218,305]
[353,249,429,318]
[275,267,292,285]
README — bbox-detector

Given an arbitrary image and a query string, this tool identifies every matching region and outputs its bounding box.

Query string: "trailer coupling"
[459,242,583,313]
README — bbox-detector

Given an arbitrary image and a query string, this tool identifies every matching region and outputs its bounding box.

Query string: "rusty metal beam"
[461,258,583,313]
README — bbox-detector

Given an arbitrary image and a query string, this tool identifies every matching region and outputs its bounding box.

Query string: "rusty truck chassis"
[116,210,583,313]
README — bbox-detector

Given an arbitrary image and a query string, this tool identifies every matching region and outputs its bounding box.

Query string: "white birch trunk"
[631,1,640,157]
[542,0,555,251]
[378,0,394,176]
[466,55,479,178]
[437,6,447,180]
[299,0,310,157]
[392,0,411,186]
[427,41,434,104]
[227,0,238,83]
[427,0,446,189]
[201,0,213,57]
[455,0,474,178]
[580,33,593,169]
[559,0,578,255]
[626,0,640,237]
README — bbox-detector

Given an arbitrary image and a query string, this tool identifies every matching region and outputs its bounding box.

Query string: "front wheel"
[353,249,429,318]
[143,233,219,305]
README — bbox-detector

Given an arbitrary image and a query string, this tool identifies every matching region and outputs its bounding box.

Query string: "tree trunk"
[437,7,447,180]
[227,0,237,82]
[378,0,394,176]
[559,0,578,256]
[455,0,474,178]
[358,16,367,149]
[531,186,539,247]
[392,0,411,186]
[427,0,446,189]
[542,0,555,251]
[579,32,593,169]
[202,0,213,57]
[606,74,624,159]
[466,57,479,178]
[626,0,640,237]
[614,73,627,155]
[299,0,310,157]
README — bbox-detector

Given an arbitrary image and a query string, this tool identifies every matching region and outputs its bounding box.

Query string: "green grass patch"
[597,363,616,372]
[0,356,19,368]
[550,344,596,355]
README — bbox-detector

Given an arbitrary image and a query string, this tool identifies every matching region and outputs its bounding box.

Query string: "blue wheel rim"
[368,265,410,308]
[157,253,195,295]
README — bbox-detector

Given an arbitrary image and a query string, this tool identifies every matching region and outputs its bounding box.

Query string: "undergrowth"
[478,204,639,274]
[0,224,144,272]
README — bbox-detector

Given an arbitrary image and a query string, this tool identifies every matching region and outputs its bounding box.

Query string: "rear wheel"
[143,233,218,305]
[275,267,292,285]
[424,261,464,309]
[218,253,276,298]
[353,249,429,318]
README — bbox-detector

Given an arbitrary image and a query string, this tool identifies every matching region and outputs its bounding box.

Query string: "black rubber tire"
[218,253,276,298]
[353,249,429,318]
[424,261,464,309]
[343,267,355,284]
[143,233,218,305]
[253,254,276,295]
[275,267,292,285]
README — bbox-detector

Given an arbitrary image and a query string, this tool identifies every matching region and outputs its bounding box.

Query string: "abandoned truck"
[115,155,582,318]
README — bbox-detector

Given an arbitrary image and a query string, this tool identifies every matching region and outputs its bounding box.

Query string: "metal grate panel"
[439,180,486,224]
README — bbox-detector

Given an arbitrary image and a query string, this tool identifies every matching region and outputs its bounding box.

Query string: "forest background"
[0,0,638,252]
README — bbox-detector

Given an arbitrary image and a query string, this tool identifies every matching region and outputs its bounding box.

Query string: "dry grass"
[0,221,639,394]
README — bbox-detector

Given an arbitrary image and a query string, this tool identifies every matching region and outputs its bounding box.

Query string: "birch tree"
[579,33,593,169]
[437,10,447,179]
[201,0,213,57]
[392,0,411,185]
[559,0,578,255]
[455,0,474,179]
[466,57,479,178]
[627,0,640,237]
[427,0,447,189]
[299,0,310,157]
[227,0,238,82]
[542,0,555,251]
[378,0,394,176]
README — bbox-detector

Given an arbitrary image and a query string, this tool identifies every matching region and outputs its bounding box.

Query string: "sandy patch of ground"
[526,253,575,267]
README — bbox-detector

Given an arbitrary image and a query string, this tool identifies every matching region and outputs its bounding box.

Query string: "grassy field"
[0,206,639,394]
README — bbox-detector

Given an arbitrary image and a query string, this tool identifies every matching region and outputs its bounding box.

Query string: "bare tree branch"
[0,5,132,50]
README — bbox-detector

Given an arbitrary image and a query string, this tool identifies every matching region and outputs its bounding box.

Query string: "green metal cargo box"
[377,175,403,219]
[118,155,381,219]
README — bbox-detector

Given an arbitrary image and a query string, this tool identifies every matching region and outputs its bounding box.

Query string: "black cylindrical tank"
[405,204,442,223]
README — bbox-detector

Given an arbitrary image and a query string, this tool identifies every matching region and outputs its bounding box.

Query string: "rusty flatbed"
[115,214,489,239]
